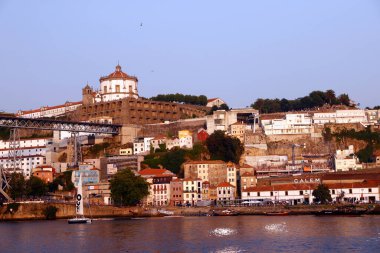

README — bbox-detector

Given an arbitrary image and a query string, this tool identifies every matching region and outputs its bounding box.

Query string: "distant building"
[183,178,202,206]
[261,113,312,135]
[32,165,55,183]
[71,168,100,187]
[216,182,235,201]
[17,101,82,119]
[334,145,362,171]
[206,108,259,134]
[206,98,226,108]
[196,128,209,142]
[183,160,228,186]
[170,178,184,206]
[84,181,112,205]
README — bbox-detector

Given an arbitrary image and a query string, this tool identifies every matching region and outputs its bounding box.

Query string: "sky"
[0,0,379,113]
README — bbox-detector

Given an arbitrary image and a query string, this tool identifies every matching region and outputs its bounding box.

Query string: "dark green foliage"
[332,127,380,163]
[110,169,149,206]
[205,130,244,164]
[150,93,208,106]
[49,171,74,192]
[9,173,26,199]
[208,103,230,114]
[312,184,332,204]
[143,143,207,175]
[43,206,58,220]
[88,143,110,156]
[251,90,351,113]
[322,127,333,142]
[6,202,20,213]
[26,176,48,197]
[0,127,10,140]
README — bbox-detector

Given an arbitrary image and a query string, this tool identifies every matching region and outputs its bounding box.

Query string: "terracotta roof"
[99,65,138,82]
[230,121,245,126]
[241,172,254,177]
[207,98,218,102]
[244,181,380,192]
[240,164,254,168]
[138,168,173,176]
[184,160,226,165]
[18,101,81,115]
[217,182,235,188]
[183,177,202,182]
[152,134,167,140]
[171,178,183,183]
[202,181,210,184]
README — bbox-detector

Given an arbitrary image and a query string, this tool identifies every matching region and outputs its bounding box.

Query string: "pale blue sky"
[0,0,379,112]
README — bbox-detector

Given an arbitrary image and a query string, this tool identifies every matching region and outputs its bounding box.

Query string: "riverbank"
[1,202,379,221]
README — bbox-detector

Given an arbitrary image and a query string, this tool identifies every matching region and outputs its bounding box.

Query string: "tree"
[338,93,350,106]
[8,173,26,200]
[26,176,48,198]
[205,130,244,164]
[312,184,332,204]
[110,169,149,206]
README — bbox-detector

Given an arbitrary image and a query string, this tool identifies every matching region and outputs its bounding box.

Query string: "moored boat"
[265,211,289,216]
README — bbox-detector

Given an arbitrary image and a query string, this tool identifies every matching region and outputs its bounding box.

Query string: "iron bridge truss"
[0,116,121,134]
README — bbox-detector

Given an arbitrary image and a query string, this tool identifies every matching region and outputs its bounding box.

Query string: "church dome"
[99,65,138,82]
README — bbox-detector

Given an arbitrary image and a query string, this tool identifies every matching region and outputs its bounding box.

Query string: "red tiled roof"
[99,65,138,82]
[138,168,173,176]
[240,164,254,168]
[243,181,380,192]
[183,177,201,181]
[207,98,218,102]
[241,172,254,177]
[217,182,235,188]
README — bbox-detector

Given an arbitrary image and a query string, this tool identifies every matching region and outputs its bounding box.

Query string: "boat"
[265,211,289,216]
[68,174,92,224]
[314,205,367,216]
[211,209,239,216]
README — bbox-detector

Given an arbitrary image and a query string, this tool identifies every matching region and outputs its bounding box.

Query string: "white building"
[226,162,237,188]
[206,98,226,108]
[242,181,380,204]
[206,108,259,134]
[313,109,367,125]
[261,113,312,135]
[94,64,138,103]
[183,178,202,206]
[334,145,362,172]
[0,138,51,177]
[216,182,235,201]
[17,101,82,119]
[133,137,153,154]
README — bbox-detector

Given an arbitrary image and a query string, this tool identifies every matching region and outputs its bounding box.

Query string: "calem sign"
[293,178,321,184]
[76,194,82,213]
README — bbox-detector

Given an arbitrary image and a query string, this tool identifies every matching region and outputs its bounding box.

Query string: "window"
[349,189,352,194]
[332,190,335,194]
[104,86,107,93]
[368,188,372,193]
[270,191,273,196]
[285,191,288,196]
[257,192,260,197]
[300,191,304,195]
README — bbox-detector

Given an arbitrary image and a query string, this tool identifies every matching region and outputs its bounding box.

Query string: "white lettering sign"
[294,178,321,184]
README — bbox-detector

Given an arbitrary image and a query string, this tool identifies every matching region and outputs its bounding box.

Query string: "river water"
[1,216,379,253]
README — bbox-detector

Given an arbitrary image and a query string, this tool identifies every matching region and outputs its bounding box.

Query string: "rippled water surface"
[1,216,380,253]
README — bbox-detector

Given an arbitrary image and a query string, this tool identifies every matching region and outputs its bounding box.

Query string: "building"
[32,165,55,183]
[80,65,208,125]
[242,181,380,204]
[240,172,257,192]
[216,182,235,201]
[119,148,133,156]
[0,138,52,177]
[166,138,180,150]
[313,109,368,125]
[207,98,226,108]
[71,168,100,187]
[334,145,362,172]
[17,101,82,119]
[151,175,173,206]
[261,113,312,135]
[84,181,112,205]
[206,108,259,134]
[133,137,153,154]
[183,160,228,186]
[183,178,202,206]
[202,181,211,201]
[226,162,237,188]
[228,121,247,142]
[170,178,184,206]
[150,135,167,150]
[138,168,175,206]
[196,128,209,142]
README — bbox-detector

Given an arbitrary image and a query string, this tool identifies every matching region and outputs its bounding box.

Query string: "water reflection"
[210,227,237,237]
[264,222,288,233]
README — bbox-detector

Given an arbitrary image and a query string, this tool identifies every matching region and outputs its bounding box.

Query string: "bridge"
[0,116,121,134]
[0,116,122,201]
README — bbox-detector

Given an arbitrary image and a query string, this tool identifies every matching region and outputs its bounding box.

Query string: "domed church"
[83,64,138,104]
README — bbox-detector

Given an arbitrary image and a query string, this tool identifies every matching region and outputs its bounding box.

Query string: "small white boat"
[68,174,92,224]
